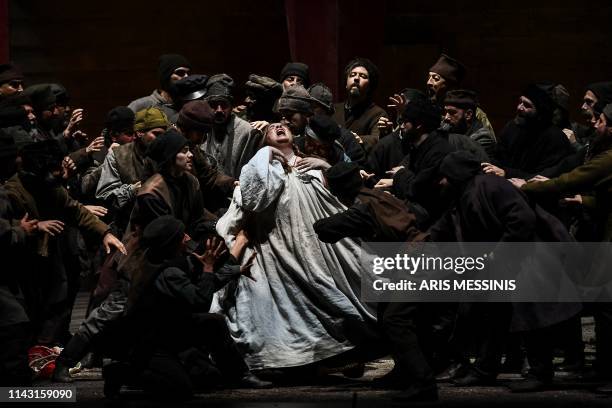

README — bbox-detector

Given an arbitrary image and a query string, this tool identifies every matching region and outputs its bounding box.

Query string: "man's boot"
[52,333,90,383]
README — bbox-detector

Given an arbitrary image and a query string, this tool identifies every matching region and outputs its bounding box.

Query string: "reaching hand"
[63,108,84,139]
[193,237,228,273]
[352,132,363,144]
[102,232,127,255]
[528,175,549,183]
[294,157,330,172]
[268,146,288,165]
[86,136,105,154]
[376,116,393,135]
[509,178,526,188]
[374,178,393,189]
[38,220,64,236]
[62,156,77,179]
[359,170,374,180]
[560,194,583,206]
[251,121,270,132]
[240,251,257,281]
[20,213,38,235]
[385,165,405,177]
[387,93,407,116]
[481,162,505,177]
[84,205,108,218]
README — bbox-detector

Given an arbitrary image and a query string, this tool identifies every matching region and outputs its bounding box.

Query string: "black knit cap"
[0,63,23,84]
[439,150,482,186]
[280,62,310,87]
[157,54,192,91]
[522,83,554,124]
[344,57,380,95]
[587,82,612,107]
[146,128,188,168]
[444,89,478,111]
[142,215,185,260]
[24,84,56,113]
[19,139,64,175]
[400,88,427,104]
[308,114,340,142]
[174,74,209,101]
[49,83,69,106]
[400,99,442,133]
[177,100,214,132]
[325,161,363,199]
[106,106,135,134]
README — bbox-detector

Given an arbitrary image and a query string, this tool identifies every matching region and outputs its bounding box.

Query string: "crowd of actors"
[0,51,611,402]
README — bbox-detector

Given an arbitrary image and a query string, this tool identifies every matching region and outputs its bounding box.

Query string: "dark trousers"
[0,323,32,386]
[594,302,612,379]
[378,302,434,386]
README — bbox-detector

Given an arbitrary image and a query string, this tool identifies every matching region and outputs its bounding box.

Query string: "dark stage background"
[4,0,612,137]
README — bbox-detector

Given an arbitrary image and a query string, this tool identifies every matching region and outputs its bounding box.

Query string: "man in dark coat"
[313,162,436,401]
[431,151,580,392]
[333,58,388,152]
[375,99,453,227]
[102,216,271,399]
[485,84,574,179]
[309,82,367,167]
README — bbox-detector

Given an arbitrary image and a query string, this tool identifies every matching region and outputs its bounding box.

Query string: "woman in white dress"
[212,123,377,370]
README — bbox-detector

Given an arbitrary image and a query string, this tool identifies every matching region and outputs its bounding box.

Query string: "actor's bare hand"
[376,116,393,135]
[63,108,84,139]
[387,93,407,115]
[38,220,64,236]
[251,121,270,132]
[102,232,127,255]
[86,136,105,154]
[360,170,374,180]
[561,194,583,206]
[352,132,363,144]
[528,175,549,183]
[62,156,77,179]
[20,213,39,235]
[194,237,227,273]
[562,128,577,144]
[295,157,330,172]
[84,205,108,217]
[385,165,404,177]
[509,178,526,188]
[481,162,505,177]
[374,178,393,189]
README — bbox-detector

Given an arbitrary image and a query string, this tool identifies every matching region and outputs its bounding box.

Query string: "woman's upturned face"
[265,123,293,148]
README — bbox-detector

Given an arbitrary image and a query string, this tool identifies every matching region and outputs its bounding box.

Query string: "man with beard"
[578,82,612,142]
[431,151,580,392]
[442,90,496,157]
[427,54,495,138]
[333,57,388,152]
[128,54,192,123]
[308,82,367,167]
[96,107,169,234]
[279,62,310,90]
[3,140,125,348]
[484,84,574,179]
[313,162,435,402]
[374,99,453,227]
[176,100,235,212]
[202,74,263,179]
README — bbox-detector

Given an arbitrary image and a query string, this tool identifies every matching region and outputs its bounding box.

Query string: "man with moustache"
[442,90,496,157]
[333,57,388,152]
[483,84,574,179]
[202,74,263,178]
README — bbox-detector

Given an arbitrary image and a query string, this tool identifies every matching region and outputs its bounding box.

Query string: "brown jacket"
[333,101,388,151]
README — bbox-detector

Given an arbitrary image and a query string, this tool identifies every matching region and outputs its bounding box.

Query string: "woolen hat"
[24,84,56,113]
[400,99,442,132]
[146,128,187,168]
[0,63,23,84]
[275,85,313,114]
[430,54,466,84]
[308,83,334,114]
[157,54,192,91]
[308,114,340,142]
[444,89,478,111]
[177,100,214,132]
[106,106,135,133]
[245,74,282,99]
[134,107,169,131]
[325,161,363,199]
[206,73,234,102]
[142,215,186,257]
[280,62,310,86]
[439,150,482,185]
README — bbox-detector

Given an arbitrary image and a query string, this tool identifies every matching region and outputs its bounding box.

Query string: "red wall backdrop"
[6,0,612,136]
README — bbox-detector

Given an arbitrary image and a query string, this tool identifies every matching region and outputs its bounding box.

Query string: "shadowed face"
[174,146,193,173]
[427,72,447,101]
[265,123,293,148]
[346,66,370,98]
